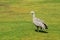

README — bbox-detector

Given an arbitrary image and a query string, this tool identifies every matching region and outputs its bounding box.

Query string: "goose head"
[30,11,35,15]
[30,11,35,18]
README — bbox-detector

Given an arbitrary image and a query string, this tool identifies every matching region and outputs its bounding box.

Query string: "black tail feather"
[43,23,48,29]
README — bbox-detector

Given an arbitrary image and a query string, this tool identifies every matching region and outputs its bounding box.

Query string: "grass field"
[0,0,60,40]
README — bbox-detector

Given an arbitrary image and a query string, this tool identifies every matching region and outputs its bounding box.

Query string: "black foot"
[39,30,48,33]
[35,30,39,32]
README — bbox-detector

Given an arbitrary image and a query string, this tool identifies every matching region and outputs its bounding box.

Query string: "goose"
[30,11,48,32]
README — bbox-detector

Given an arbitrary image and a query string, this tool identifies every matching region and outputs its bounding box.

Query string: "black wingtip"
[43,23,48,29]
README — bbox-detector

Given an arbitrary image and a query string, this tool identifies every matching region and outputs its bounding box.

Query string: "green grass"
[0,0,60,40]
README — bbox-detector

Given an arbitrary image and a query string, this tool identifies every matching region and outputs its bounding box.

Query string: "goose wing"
[36,18,44,23]
[33,18,44,26]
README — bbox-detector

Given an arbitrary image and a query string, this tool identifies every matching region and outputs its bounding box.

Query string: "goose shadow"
[35,30,48,33]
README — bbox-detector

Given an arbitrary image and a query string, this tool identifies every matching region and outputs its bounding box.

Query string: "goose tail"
[43,23,48,29]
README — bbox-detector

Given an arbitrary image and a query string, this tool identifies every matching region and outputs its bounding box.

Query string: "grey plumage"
[30,11,48,31]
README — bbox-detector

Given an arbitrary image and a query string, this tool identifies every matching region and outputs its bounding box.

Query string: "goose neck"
[32,13,35,18]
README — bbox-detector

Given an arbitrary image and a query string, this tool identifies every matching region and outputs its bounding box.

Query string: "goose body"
[30,11,48,31]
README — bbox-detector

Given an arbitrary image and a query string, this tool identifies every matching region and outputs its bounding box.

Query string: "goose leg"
[40,27,42,31]
[36,26,39,32]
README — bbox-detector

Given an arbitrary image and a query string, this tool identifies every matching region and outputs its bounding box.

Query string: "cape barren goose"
[30,11,48,32]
